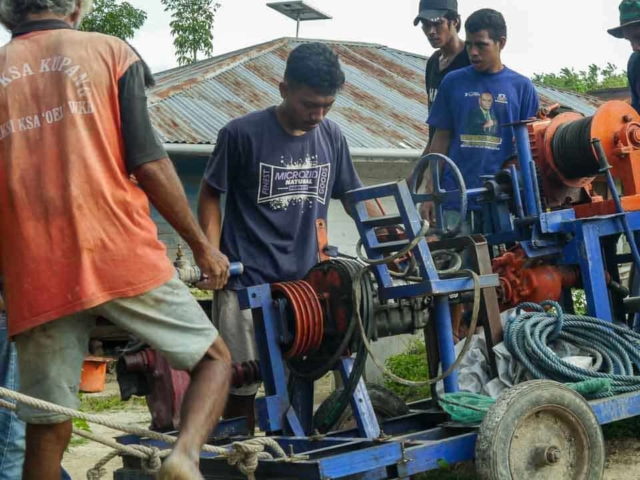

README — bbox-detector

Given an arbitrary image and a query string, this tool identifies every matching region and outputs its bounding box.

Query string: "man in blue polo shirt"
[425,8,539,339]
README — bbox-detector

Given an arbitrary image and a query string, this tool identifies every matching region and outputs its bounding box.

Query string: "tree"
[532,63,628,94]
[80,0,147,40]
[161,0,221,66]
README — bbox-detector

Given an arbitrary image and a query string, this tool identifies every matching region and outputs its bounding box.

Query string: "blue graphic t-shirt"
[204,107,363,290]
[427,66,539,208]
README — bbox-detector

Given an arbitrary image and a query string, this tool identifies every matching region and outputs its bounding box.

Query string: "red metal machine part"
[492,247,580,311]
[119,348,261,431]
[271,281,324,359]
[491,247,628,311]
[527,100,640,216]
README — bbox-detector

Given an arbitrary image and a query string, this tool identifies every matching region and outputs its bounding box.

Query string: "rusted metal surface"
[148,38,431,147]
[535,84,603,116]
[148,37,605,148]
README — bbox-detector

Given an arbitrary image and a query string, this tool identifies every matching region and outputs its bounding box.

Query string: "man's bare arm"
[197,180,223,249]
[416,129,452,224]
[341,199,384,219]
[134,158,229,289]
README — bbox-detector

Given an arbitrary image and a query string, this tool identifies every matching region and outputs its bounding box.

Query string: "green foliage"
[80,0,147,40]
[572,289,587,315]
[80,394,147,413]
[190,287,213,299]
[383,338,431,402]
[69,417,91,448]
[162,0,221,66]
[532,63,628,94]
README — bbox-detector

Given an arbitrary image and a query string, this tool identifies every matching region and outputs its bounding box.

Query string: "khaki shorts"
[212,290,259,396]
[15,274,218,424]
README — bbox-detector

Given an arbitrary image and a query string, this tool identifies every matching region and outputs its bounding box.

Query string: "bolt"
[289,445,295,458]
[545,446,562,465]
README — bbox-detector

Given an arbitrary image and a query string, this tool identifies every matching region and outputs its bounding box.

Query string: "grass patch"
[68,418,91,448]
[190,287,213,300]
[79,394,147,413]
[383,338,431,402]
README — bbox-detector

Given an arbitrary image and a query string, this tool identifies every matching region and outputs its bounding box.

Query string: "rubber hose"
[505,301,640,398]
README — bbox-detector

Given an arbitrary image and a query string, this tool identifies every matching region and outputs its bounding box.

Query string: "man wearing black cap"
[608,0,640,114]
[415,0,470,147]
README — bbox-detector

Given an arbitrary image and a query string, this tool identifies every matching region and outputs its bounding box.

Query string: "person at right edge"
[424,8,540,339]
[608,0,640,115]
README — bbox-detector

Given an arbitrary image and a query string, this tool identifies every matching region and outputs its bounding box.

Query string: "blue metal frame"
[115,393,640,479]
[237,285,380,439]
[115,119,640,480]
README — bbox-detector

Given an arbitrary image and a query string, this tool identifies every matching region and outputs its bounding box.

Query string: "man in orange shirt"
[0,1,232,479]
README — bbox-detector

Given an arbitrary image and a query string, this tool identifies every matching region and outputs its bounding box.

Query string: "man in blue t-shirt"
[424,8,539,339]
[197,43,379,433]
[608,0,640,114]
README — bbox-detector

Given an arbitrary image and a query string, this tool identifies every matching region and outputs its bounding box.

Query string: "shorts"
[15,274,218,424]
[212,290,259,396]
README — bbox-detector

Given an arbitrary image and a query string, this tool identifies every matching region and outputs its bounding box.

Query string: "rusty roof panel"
[535,84,603,116]
[148,37,604,148]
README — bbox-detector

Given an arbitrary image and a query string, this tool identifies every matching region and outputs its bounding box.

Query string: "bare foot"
[157,452,203,480]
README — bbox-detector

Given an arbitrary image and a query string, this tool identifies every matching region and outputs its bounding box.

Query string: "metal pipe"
[592,139,640,274]
[508,164,525,219]
[513,123,540,217]
[163,143,422,160]
[434,296,459,393]
[530,161,544,214]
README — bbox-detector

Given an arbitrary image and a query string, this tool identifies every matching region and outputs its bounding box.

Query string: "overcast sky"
[0,0,633,78]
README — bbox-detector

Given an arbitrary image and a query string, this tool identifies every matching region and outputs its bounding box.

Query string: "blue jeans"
[0,311,25,480]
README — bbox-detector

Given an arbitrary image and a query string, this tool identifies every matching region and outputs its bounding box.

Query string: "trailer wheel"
[313,383,409,432]
[476,380,604,480]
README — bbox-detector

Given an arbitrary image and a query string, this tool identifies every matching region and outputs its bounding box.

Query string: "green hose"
[505,301,640,398]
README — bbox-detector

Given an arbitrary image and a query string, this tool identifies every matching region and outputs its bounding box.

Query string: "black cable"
[314,270,375,434]
[551,117,599,179]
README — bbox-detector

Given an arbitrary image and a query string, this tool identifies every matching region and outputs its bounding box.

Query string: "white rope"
[0,387,287,480]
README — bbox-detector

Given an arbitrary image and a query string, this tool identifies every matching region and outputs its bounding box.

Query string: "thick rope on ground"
[0,387,286,479]
[505,301,640,397]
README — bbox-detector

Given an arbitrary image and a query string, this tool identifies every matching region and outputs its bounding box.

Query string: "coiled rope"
[505,301,640,398]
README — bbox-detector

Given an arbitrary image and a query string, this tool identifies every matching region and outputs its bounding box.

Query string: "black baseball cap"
[414,0,458,26]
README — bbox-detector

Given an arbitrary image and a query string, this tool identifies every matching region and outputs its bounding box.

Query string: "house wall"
[155,155,422,384]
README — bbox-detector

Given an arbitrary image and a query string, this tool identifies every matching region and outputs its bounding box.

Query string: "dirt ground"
[62,376,640,480]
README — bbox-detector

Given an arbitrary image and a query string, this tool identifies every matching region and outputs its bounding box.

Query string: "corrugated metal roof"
[148,37,604,148]
[533,84,602,116]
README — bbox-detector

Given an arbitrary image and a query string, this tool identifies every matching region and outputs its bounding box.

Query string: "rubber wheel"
[476,380,605,480]
[313,383,409,432]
